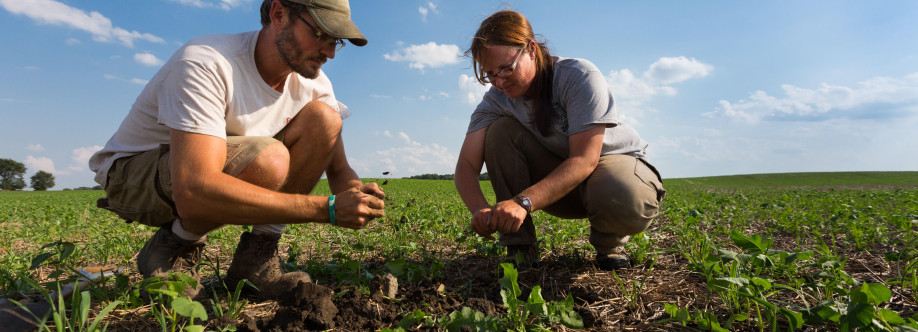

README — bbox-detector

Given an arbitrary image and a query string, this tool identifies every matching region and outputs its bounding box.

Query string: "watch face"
[521,197,531,206]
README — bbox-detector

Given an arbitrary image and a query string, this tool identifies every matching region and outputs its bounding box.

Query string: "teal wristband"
[328,195,336,226]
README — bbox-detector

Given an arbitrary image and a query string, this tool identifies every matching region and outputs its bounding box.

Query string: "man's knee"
[237,141,290,190]
[287,101,342,139]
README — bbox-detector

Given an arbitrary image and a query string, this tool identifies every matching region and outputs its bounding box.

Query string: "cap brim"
[307,7,367,46]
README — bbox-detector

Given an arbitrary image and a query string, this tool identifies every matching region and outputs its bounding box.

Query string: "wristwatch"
[514,195,532,213]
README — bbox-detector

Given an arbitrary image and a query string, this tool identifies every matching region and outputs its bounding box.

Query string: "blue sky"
[1,0,917,190]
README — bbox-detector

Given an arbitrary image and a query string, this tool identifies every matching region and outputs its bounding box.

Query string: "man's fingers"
[367,207,385,218]
[366,195,385,209]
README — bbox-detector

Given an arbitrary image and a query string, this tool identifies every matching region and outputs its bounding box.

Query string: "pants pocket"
[634,158,666,202]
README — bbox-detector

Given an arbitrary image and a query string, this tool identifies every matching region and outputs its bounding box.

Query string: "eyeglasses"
[296,14,346,52]
[481,46,525,83]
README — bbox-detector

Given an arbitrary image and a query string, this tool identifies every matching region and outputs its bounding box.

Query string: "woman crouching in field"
[454,10,666,270]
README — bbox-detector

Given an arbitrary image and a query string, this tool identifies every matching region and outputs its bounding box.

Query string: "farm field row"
[1,172,916,331]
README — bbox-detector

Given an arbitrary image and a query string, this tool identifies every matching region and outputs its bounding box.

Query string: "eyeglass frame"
[295,14,346,52]
[481,45,527,84]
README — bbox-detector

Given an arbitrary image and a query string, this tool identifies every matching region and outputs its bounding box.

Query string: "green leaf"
[386,258,407,277]
[500,289,513,308]
[710,277,749,291]
[498,263,521,299]
[717,249,739,261]
[560,310,584,329]
[778,307,805,329]
[665,303,689,321]
[88,300,123,332]
[879,308,906,325]
[730,230,770,254]
[29,252,54,270]
[852,283,892,305]
[59,242,76,261]
[397,309,427,329]
[172,297,208,321]
[803,301,843,323]
[749,277,772,291]
[843,303,876,329]
[526,286,547,316]
[183,326,205,332]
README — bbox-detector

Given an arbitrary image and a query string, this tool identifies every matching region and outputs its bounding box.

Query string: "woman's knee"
[585,156,662,236]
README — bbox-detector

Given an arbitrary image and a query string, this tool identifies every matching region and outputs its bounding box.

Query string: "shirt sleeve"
[466,86,507,134]
[556,60,618,135]
[156,58,229,139]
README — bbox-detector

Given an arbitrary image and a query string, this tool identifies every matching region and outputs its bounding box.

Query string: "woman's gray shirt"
[467,57,647,159]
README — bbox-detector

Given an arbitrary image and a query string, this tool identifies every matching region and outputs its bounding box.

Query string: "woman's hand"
[471,208,496,240]
[490,199,528,234]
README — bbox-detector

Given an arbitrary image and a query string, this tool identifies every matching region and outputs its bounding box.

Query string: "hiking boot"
[136,223,206,298]
[595,246,630,271]
[226,232,313,297]
[506,244,540,269]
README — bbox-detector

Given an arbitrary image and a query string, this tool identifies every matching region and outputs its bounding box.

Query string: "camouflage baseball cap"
[289,0,366,46]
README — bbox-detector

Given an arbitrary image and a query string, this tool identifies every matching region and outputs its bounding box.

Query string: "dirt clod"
[239,281,337,331]
[371,273,399,299]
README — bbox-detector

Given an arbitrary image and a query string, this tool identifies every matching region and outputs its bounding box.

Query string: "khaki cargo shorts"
[97,135,282,227]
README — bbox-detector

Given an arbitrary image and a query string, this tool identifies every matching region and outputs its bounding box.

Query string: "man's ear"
[269,0,288,30]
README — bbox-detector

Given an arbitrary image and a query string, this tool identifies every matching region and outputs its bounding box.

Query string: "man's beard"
[276,26,326,79]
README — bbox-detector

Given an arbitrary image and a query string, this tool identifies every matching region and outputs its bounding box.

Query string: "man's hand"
[490,199,527,234]
[471,208,496,240]
[358,182,385,199]
[332,187,385,229]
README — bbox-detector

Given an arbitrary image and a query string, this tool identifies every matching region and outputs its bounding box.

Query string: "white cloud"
[72,146,101,165]
[358,134,456,176]
[458,74,490,105]
[65,37,81,45]
[25,144,44,152]
[0,0,165,47]
[169,0,252,10]
[397,132,413,145]
[134,52,163,67]
[106,74,149,85]
[419,2,438,22]
[418,7,428,21]
[606,57,713,118]
[67,145,102,173]
[25,156,57,174]
[644,56,713,85]
[705,72,918,124]
[384,42,462,71]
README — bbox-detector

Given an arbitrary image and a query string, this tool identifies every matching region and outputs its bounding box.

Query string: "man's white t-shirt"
[89,31,349,187]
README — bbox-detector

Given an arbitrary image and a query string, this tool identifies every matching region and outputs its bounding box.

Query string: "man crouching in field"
[87,0,384,299]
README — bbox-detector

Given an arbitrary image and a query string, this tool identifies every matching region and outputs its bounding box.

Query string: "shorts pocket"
[634,159,666,202]
[99,151,175,227]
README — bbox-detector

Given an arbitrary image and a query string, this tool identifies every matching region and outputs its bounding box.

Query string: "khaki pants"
[484,117,665,251]
[97,136,280,227]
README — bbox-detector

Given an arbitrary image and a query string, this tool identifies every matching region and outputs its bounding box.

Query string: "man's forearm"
[173,172,330,226]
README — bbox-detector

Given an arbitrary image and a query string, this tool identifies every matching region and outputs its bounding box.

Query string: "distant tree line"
[403,172,489,181]
[62,186,103,191]
[0,158,56,191]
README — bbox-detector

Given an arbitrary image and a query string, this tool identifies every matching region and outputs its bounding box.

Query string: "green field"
[1,172,916,331]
